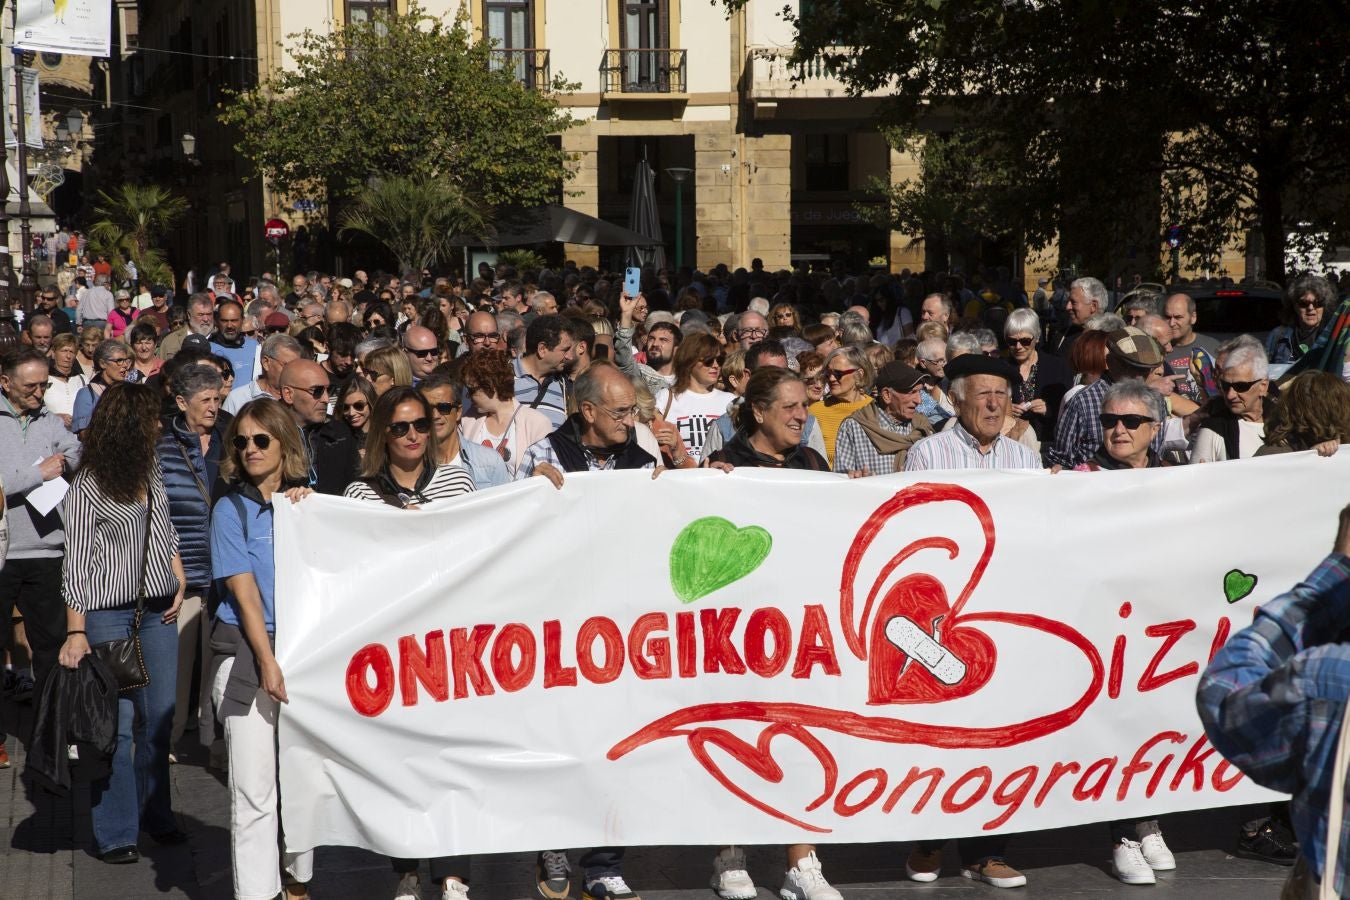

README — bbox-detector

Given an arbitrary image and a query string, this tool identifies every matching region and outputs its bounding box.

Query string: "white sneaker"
[1139,832,1176,871]
[779,851,842,900]
[395,871,422,900]
[1111,840,1156,885]
[711,847,757,900]
[443,879,469,899]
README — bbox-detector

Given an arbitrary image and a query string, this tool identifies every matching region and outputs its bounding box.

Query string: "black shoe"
[150,829,188,846]
[1235,817,1298,866]
[100,846,140,864]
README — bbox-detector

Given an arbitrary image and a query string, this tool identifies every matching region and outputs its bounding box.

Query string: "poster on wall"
[2,68,44,150]
[14,0,112,57]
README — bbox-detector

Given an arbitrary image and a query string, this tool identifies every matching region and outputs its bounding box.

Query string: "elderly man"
[1047,326,1166,469]
[1162,293,1218,402]
[733,310,770,350]
[459,310,499,356]
[286,273,310,309]
[920,293,954,327]
[529,291,559,318]
[25,315,54,356]
[78,273,115,329]
[160,293,216,360]
[1055,276,1108,357]
[1191,338,1270,462]
[905,354,1042,474]
[297,301,325,329]
[223,334,303,414]
[513,315,577,427]
[279,359,358,495]
[834,362,936,475]
[402,325,440,385]
[615,292,679,397]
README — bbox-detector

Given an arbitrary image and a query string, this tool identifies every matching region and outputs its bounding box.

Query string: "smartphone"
[624,267,642,298]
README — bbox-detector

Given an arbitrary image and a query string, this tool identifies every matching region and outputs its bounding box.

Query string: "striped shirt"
[904,420,1043,472]
[62,467,181,613]
[343,463,475,507]
[512,356,569,428]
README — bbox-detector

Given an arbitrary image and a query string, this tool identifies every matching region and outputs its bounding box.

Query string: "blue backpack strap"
[799,414,816,447]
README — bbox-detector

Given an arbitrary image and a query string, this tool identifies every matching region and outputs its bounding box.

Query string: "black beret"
[944,353,1017,383]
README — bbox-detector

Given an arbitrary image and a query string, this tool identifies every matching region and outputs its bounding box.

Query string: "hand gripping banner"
[272,456,1335,856]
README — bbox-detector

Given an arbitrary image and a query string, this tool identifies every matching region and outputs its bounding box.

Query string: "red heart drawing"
[867,572,997,705]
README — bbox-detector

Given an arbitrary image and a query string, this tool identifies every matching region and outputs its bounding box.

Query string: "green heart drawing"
[669,517,773,604]
[1224,569,1258,604]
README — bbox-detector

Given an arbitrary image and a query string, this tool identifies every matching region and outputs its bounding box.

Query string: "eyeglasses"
[341,400,368,414]
[738,327,768,339]
[105,356,131,366]
[241,328,258,336]
[430,401,460,414]
[1100,413,1156,430]
[1219,378,1261,394]
[919,357,946,367]
[407,347,439,359]
[292,384,330,400]
[592,403,638,421]
[387,418,432,438]
[232,433,273,451]
[1008,337,1035,347]
[826,367,859,381]
[469,331,500,343]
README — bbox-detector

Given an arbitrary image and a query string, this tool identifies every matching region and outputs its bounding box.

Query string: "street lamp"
[12,48,37,315]
[665,166,693,270]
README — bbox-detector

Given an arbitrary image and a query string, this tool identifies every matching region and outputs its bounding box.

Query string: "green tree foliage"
[494,248,547,271]
[87,184,187,288]
[731,0,1350,282]
[219,2,574,210]
[340,176,491,275]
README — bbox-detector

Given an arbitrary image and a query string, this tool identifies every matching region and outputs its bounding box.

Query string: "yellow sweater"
[810,395,873,467]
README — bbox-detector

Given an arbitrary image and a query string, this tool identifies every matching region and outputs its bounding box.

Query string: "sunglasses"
[1219,378,1261,394]
[232,433,273,451]
[1296,301,1321,311]
[1008,337,1035,347]
[293,384,329,399]
[407,347,439,359]
[430,401,460,414]
[265,325,289,334]
[341,400,368,414]
[700,355,723,367]
[803,374,827,386]
[826,367,859,381]
[1099,413,1156,430]
[388,418,432,438]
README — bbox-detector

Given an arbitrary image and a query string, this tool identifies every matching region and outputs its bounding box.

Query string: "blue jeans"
[86,604,179,853]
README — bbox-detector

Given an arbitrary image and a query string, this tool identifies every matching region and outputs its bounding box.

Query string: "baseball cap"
[1107,326,1165,369]
[875,361,931,393]
[181,333,210,352]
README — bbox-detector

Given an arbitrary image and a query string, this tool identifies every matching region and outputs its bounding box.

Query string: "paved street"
[0,733,1292,900]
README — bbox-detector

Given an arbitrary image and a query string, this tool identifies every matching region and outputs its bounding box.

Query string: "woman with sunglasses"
[420,372,509,491]
[652,332,734,465]
[211,397,315,900]
[361,344,413,398]
[458,349,551,477]
[338,375,377,457]
[72,339,134,435]
[58,383,187,866]
[796,351,827,405]
[809,345,875,468]
[344,387,475,508]
[1003,309,1072,443]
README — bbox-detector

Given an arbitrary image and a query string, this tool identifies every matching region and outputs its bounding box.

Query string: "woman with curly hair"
[1257,371,1350,457]
[458,348,552,476]
[58,382,187,864]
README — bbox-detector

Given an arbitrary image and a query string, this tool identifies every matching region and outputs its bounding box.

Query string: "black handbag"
[91,499,152,693]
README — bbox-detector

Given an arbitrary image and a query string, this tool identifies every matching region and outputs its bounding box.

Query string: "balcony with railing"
[490,49,551,91]
[748,46,893,101]
[600,49,687,98]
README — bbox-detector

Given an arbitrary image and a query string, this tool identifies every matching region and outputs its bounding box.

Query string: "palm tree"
[340,176,492,276]
[88,184,187,287]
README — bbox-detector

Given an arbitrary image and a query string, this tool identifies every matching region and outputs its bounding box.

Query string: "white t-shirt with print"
[654,387,735,461]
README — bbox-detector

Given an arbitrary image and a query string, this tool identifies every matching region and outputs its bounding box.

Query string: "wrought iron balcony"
[600,48,686,96]
[489,48,551,91]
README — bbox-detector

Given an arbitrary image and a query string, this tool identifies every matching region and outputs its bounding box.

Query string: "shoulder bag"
[91,498,152,692]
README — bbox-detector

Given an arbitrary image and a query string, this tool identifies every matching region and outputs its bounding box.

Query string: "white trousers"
[224,686,313,900]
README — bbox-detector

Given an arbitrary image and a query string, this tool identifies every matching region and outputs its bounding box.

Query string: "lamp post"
[665,166,693,270]
[11,48,35,315]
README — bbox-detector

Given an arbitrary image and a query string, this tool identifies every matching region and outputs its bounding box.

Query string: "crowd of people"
[1,257,1347,900]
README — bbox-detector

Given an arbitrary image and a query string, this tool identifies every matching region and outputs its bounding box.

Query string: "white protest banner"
[2,68,43,150]
[15,0,112,57]
[274,455,1343,857]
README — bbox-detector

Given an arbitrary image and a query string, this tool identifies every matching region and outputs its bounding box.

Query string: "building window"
[347,0,394,26]
[485,0,531,49]
[804,134,849,192]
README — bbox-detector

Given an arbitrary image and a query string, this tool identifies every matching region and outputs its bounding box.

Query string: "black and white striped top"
[343,463,475,508]
[62,467,181,614]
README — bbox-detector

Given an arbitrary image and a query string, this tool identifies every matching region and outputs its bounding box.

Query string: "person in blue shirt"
[1199,504,1350,897]
[208,300,259,387]
[210,396,314,900]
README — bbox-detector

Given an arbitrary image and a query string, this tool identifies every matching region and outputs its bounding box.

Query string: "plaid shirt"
[1198,554,1350,894]
[1047,377,1164,468]
[833,409,914,476]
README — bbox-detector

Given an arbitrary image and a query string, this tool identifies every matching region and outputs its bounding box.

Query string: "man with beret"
[1047,326,1166,469]
[904,354,1042,473]
[834,362,937,476]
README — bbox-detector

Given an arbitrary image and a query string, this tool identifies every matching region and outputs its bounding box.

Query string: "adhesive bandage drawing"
[884,615,968,686]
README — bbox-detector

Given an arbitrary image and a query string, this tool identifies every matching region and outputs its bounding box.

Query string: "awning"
[454,204,658,248]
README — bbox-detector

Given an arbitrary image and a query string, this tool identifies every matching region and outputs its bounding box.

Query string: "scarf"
[1283,297,1350,382]
[850,403,933,454]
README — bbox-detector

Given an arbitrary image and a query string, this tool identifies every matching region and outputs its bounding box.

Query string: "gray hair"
[1070,277,1109,312]
[1123,292,1160,316]
[528,291,556,313]
[825,345,876,393]
[1102,379,1165,421]
[496,310,524,334]
[257,283,281,305]
[837,311,872,347]
[93,339,127,367]
[188,292,214,313]
[1219,336,1269,380]
[819,312,841,330]
[972,328,998,349]
[1004,308,1041,341]
[170,363,223,400]
[355,336,393,360]
[1086,312,1126,332]
[917,337,946,362]
[948,377,969,403]
[947,331,982,358]
[261,333,304,361]
[924,292,956,318]
[1287,274,1336,316]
